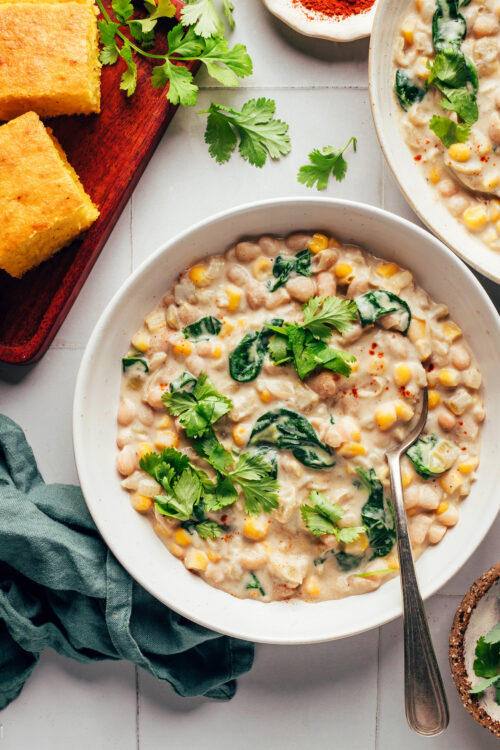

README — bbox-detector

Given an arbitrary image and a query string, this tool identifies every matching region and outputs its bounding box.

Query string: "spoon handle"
[387,451,449,737]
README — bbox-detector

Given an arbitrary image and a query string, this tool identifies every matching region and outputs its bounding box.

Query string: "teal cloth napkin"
[0,415,254,710]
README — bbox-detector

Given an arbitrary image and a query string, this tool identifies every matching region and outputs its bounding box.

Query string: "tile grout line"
[130,195,135,274]
[135,667,140,750]
[374,627,382,750]
[197,83,369,91]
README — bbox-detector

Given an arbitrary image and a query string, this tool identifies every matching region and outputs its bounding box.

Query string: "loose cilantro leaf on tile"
[298,137,357,191]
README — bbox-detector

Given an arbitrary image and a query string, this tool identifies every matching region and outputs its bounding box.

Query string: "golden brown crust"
[0,111,99,277]
[0,0,100,119]
[449,563,500,738]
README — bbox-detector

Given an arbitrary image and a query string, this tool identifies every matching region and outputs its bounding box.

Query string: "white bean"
[259,235,282,256]
[404,484,441,511]
[428,523,447,544]
[409,514,433,546]
[437,504,459,527]
[489,113,500,146]
[116,445,137,476]
[265,287,291,309]
[235,241,260,262]
[145,385,165,410]
[450,344,471,370]
[311,248,338,273]
[240,545,267,570]
[438,179,458,198]
[447,194,470,217]
[316,271,337,297]
[286,276,316,302]
[246,282,269,309]
[286,233,312,251]
[346,277,370,298]
[307,371,338,399]
[185,354,204,376]
[117,398,136,426]
[438,410,456,431]
[473,14,499,38]
[226,264,249,285]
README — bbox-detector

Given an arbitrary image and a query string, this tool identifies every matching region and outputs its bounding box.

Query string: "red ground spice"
[293,0,376,19]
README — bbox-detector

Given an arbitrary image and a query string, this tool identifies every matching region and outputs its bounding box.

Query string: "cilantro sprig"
[180,0,235,39]
[427,49,478,147]
[266,295,358,380]
[298,137,357,191]
[469,598,500,704]
[162,371,232,437]
[96,0,252,103]
[202,98,291,167]
[301,490,365,541]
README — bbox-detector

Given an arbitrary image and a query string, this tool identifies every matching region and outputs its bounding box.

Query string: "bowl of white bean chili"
[74,197,500,644]
[370,0,500,283]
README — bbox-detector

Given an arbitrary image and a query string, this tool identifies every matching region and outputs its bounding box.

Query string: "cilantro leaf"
[485,620,500,646]
[181,0,225,38]
[298,137,357,191]
[300,490,344,536]
[474,635,500,679]
[98,18,119,46]
[286,326,356,379]
[119,43,137,97]
[193,428,234,473]
[204,475,239,512]
[223,0,235,30]
[101,43,119,65]
[229,452,279,515]
[302,295,359,338]
[203,98,291,167]
[162,371,233,437]
[112,0,133,23]
[195,519,224,538]
[143,0,176,22]
[429,115,471,148]
[334,525,366,544]
[469,675,500,695]
[152,60,199,106]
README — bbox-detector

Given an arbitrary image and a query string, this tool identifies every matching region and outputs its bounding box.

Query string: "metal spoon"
[385,387,450,736]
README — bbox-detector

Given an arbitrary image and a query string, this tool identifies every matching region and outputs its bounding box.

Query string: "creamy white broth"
[116,232,483,603]
[394,0,500,250]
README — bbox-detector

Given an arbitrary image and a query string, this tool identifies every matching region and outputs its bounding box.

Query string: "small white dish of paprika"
[261,0,377,43]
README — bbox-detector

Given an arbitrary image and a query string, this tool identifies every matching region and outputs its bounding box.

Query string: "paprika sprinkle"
[293,0,376,19]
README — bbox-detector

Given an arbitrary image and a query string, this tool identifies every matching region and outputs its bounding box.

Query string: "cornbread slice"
[0,111,99,278]
[0,0,101,120]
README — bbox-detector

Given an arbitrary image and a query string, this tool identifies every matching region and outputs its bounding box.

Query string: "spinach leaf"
[406,434,457,479]
[334,551,364,572]
[357,467,396,559]
[355,290,411,334]
[249,407,335,469]
[267,249,312,292]
[432,0,467,52]
[394,69,426,111]
[122,356,149,373]
[229,318,283,382]
[246,572,265,596]
[183,315,222,341]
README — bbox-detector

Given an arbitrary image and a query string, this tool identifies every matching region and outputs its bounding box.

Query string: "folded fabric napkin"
[0,415,254,710]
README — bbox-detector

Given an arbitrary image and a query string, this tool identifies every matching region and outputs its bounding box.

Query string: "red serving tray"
[0,0,197,364]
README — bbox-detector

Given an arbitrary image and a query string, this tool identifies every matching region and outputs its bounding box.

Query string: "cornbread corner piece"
[0,0,101,120]
[0,111,99,278]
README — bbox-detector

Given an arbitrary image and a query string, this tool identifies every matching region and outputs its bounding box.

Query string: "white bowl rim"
[73,196,500,644]
[368,0,500,284]
[260,0,376,42]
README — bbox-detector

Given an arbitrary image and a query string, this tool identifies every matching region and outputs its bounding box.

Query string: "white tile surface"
[1,0,500,747]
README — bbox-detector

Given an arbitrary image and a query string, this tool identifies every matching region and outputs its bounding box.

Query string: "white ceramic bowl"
[261,0,376,42]
[369,0,500,283]
[74,197,500,644]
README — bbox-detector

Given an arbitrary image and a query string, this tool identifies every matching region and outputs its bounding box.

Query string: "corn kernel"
[212,346,223,359]
[439,471,462,495]
[375,404,397,431]
[243,516,269,541]
[438,368,460,388]
[449,143,470,162]
[478,141,492,157]
[232,424,247,447]
[436,501,449,515]
[189,265,209,287]
[351,427,361,442]
[387,554,399,570]
[258,389,273,403]
[338,442,366,457]
[415,338,432,361]
[154,522,173,539]
[329,236,341,249]
[307,233,329,254]
[429,167,441,184]
[428,390,440,409]
[132,494,153,513]
[170,542,186,558]
[485,175,500,190]
[463,205,488,230]
[131,332,149,352]
[206,550,221,563]
[220,320,234,338]
[458,457,479,474]
[174,528,192,546]
[345,464,356,475]
[252,256,273,281]
[157,415,172,429]
[335,263,353,280]
[401,24,414,44]
[376,262,399,278]
[226,286,242,312]
[402,469,414,488]
[415,56,431,80]
[350,361,359,373]
[145,310,166,333]
[137,442,153,460]
[395,400,414,422]
[344,532,369,554]
[441,321,462,342]
[303,576,321,597]
[490,200,500,221]
[408,317,426,342]
[237,318,247,327]
[184,549,209,572]
[394,363,412,386]
[154,431,178,450]
[173,339,192,357]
